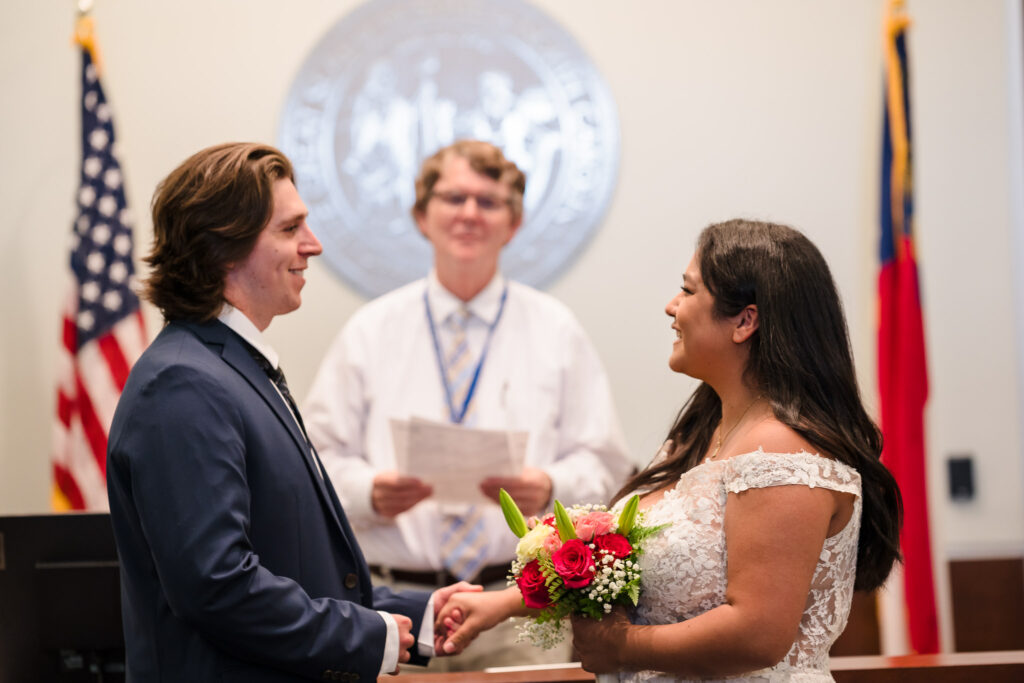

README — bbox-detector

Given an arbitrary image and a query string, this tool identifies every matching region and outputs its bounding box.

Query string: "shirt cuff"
[376,610,399,675]
[418,594,436,657]
[336,463,378,519]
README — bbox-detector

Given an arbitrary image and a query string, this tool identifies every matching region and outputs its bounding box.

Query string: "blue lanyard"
[424,284,509,424]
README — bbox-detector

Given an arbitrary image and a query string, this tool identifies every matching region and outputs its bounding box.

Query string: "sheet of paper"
[390,416,527,504]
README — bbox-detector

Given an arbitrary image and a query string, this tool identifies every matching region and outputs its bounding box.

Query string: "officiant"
[304,139,632,670]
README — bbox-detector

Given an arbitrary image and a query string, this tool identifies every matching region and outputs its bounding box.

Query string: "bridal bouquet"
[498,489,665,648]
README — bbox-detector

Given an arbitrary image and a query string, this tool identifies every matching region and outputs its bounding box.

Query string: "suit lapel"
[179,320,357,557]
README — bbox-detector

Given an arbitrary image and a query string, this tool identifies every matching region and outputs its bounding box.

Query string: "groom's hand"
[384,613,415,674]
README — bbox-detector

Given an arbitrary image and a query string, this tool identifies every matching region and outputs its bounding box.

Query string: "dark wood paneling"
[949,557,1024,652]
[830,590,881,656]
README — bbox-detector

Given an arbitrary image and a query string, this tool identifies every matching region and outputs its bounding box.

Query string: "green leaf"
[618,494,639,535]
[628,521,670,547]
[553,499,577,541]
[499,488,528,538]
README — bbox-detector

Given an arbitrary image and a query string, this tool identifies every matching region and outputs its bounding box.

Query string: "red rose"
[516,560,552,609]
[551,539,595,588]
[594,533,632,559]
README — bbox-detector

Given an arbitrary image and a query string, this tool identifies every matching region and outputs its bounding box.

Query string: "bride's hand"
[435,587,522,655]
[571,607,631,673]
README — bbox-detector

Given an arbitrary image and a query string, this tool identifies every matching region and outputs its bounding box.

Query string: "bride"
[435,219,903,682]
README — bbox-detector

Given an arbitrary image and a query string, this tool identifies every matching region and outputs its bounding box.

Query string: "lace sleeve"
[724,449,862,498]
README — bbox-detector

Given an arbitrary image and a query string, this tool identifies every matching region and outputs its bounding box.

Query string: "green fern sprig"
[627,522,669,549]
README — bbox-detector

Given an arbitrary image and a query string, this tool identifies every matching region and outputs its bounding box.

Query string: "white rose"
[516,523,555,563]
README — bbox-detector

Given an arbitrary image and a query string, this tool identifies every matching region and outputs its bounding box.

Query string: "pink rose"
[516,560,551,609]
[551,539,595,588]
[594,533,632,559]
[543,531,563,555]
[573,510,616,541]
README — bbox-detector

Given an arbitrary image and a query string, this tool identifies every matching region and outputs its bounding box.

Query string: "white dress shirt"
[304,272,632,571]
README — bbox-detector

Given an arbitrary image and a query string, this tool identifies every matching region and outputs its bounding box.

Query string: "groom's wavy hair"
[144,142,294,322]
[612,219,903,592]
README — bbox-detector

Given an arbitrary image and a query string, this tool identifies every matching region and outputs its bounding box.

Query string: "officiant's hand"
[480,467,552,516]
[372,471,433,518]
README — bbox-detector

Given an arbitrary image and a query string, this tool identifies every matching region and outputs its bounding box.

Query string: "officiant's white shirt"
[304,270,632,571]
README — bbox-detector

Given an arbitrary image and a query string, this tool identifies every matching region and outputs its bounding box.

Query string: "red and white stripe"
[53,282,147,511]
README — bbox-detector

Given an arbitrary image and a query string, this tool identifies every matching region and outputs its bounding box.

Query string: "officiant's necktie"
[440,306,489,581]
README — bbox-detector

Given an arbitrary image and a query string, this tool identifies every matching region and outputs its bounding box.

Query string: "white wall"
[2,0,1021,651]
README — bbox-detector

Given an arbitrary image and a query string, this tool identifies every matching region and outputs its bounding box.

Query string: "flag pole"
[53,0,148,511]
[876,0,940,654]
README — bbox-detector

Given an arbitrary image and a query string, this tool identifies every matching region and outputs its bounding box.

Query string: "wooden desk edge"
[383,651,1024,682]
[831,650,1024,670]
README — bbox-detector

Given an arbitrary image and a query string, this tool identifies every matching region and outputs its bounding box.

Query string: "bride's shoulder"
[731,417,819,459]
[724,420,862,494]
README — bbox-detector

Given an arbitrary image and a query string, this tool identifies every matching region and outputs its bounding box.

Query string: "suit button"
[321,670,332,680]
[344,572,358,589]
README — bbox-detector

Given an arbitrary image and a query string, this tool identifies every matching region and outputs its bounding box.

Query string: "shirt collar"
[426,269,507,325]
[218,303,280,369]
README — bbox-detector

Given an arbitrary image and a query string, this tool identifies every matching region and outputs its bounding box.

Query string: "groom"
[106,142,479,681]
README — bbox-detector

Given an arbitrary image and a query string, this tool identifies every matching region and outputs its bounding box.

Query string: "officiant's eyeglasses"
[430,191,511,213]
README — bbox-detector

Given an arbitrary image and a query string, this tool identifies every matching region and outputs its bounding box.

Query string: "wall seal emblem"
[278,0,620,298]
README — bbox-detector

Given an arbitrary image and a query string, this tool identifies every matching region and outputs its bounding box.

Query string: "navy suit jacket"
[107,319,431,682]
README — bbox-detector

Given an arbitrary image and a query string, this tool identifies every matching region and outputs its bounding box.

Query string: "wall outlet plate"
[948,455,975,502]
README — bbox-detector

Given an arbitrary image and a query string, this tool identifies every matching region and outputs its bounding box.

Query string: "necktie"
[248,350,308,440]
[246,346,330,485]
[444,306,475,424]
[440,307,489,581]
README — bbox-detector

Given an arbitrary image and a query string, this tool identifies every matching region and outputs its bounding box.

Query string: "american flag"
[52,36,147,511]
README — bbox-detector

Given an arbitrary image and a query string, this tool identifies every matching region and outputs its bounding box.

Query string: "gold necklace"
[708,395,762,461]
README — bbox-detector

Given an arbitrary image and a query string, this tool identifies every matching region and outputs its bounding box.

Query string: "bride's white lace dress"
[617,448,862,683]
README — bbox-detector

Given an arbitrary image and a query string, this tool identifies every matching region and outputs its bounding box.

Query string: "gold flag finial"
[73,0,102,75]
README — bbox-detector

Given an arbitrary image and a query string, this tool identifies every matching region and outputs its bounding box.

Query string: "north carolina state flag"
[877,0,938,655]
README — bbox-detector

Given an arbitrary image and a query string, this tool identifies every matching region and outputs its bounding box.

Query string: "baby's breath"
[515,617,566,649]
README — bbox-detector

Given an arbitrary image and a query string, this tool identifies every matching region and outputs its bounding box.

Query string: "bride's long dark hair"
[613,219,902,592]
